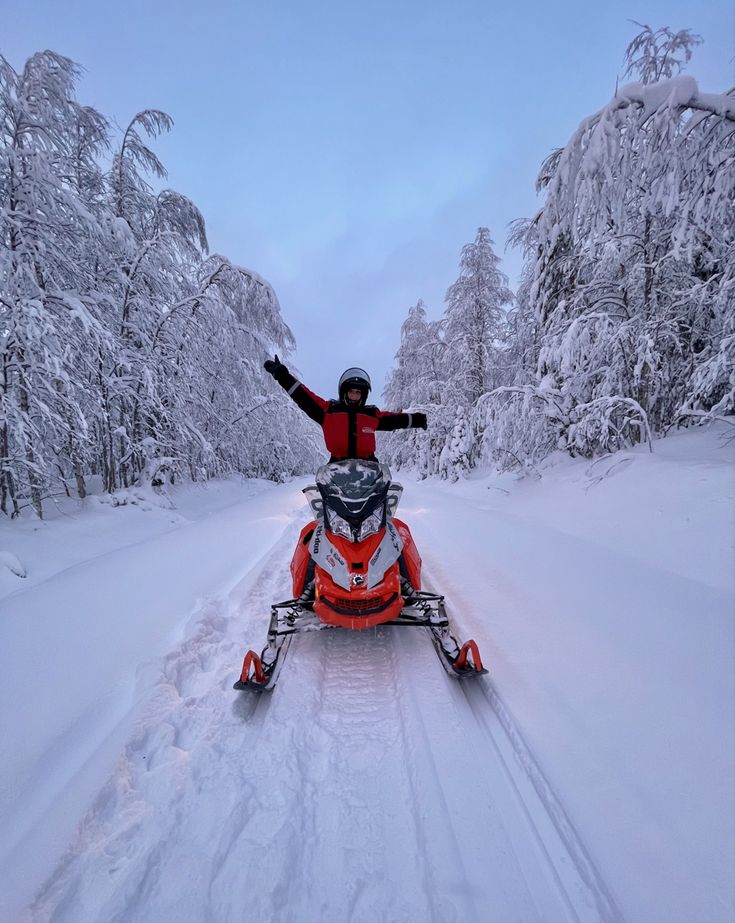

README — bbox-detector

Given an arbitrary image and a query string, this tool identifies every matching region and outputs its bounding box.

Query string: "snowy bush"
[438,406,473,480]
[473,388,557,470]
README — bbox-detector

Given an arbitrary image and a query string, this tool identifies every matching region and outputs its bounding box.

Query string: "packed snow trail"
[7,429,733,922]
[29,515,613,923]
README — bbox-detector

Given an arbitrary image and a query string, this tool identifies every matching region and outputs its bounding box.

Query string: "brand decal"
[387,522,402,553]
[366,525,404,589]
[309,524,352,590]
[351,574,365,587]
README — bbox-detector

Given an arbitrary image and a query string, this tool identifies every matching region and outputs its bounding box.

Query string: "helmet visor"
[338,367,371,392]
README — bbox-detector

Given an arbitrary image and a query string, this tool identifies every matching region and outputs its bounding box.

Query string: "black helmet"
[338,367,371,405]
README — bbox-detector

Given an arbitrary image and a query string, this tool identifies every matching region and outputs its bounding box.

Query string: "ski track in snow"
[459,668,619,923]
[29,515,622,923]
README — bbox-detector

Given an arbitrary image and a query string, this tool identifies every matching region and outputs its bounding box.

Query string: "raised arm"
[264,356,329,424]
[376,409,427,431]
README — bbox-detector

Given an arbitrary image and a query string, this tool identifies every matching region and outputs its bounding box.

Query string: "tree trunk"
[18,371,43,519]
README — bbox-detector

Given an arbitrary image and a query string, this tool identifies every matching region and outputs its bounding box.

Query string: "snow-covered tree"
[384,28,733,477]
[0,50,317,518]
[432,229,513,472]
[0,52,111,515]
[381,300,445,476]
[438,405,472,481]
[442,228,513,408]
[486,26,734,463]
[622,23,702,85]
[382,232,513,477]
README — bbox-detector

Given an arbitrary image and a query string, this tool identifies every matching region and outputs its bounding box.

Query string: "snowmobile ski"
[400,591,488,679]
[234,599,320,692]
[234,591,486,692]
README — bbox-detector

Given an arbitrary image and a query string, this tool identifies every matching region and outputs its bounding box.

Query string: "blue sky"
[4,0,734,397]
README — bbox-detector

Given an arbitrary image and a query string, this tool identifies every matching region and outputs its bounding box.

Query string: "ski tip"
[236,649,267,686]
[453,639,487,676]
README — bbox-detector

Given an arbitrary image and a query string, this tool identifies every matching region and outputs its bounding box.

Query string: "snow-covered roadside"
[444,426,733,593]
[400,423,734,923]
[0,478,276,602]
[0,478,308,922]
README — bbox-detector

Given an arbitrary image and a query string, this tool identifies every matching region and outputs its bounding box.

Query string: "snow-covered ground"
[0,425,732,922]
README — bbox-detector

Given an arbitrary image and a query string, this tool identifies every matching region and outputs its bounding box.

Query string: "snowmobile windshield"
[316,460,390,532]
[316,460,388,503]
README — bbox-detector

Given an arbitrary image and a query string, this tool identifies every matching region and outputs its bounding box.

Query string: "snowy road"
[29,517,616,923]
[3,429,733,922]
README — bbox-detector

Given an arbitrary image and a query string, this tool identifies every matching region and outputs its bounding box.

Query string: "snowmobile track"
[461,679,621,922]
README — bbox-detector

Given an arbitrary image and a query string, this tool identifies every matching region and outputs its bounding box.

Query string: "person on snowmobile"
[263,356,427,461]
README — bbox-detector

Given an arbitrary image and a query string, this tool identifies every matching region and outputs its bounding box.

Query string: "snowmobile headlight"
[327,511,353,540]
[358,510,383,541]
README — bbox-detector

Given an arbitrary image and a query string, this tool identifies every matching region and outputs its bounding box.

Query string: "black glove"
[412,412,427,429]
[264,354,285,377]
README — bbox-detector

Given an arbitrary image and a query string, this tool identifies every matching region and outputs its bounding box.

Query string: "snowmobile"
[234,460,487,691]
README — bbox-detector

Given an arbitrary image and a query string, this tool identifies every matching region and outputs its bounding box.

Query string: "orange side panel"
[393,518,422,590]
[291,520,317,597]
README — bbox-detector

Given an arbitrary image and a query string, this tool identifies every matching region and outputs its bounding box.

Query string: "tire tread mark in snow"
[390,631,484,923]
[375,628,465,923]
[291,627,438,923]
[435,586,623,923]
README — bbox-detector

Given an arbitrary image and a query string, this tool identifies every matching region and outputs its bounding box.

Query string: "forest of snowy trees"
[0,51,320,518]
[382,26,735,478]
[2,26,733,517]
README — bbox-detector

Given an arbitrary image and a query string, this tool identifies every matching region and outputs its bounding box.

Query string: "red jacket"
[273,367,421,459]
